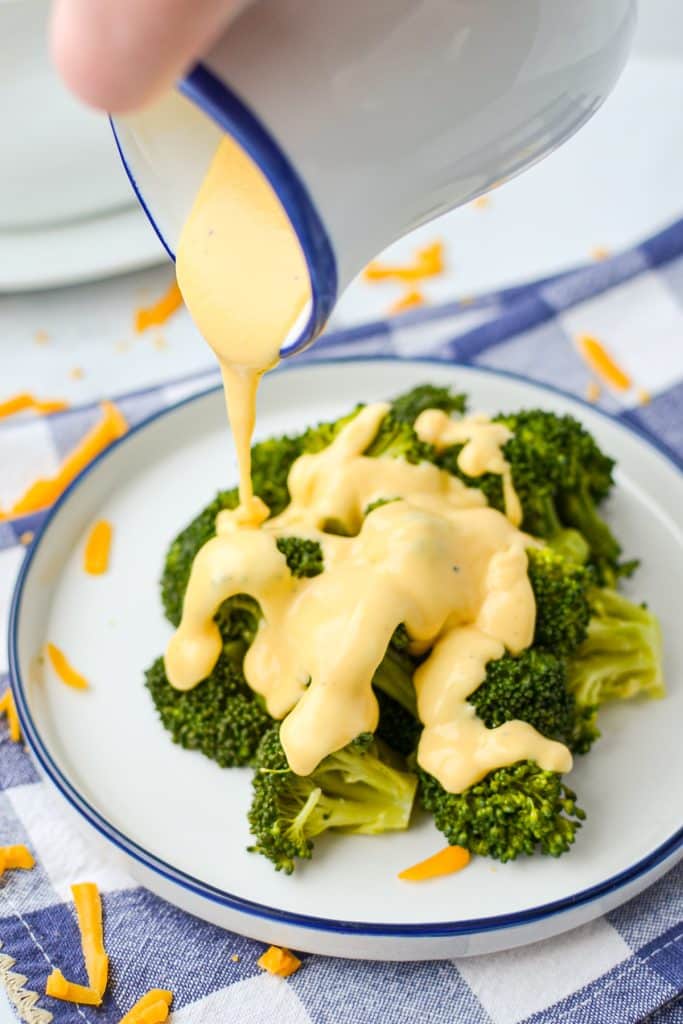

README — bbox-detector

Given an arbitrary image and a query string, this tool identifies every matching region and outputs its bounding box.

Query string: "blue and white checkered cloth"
[0,219,682,1024]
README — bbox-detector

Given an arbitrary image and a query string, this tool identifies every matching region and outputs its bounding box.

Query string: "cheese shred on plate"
[0,689,21,742]
[389,288,426,315]
[84,519,113,575]
[257,946,302,977]
[118,989,173,1024]
[398,845,470,881]
[575,334,632,392]
[1,400,127,520]
[45,643,89,690]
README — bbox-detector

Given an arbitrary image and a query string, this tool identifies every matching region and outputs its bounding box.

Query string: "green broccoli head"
[527,545,593,655]
[569,587,664,709]
[275,536,324,578]
[469,648,599,755]
[419,761,585,861]
[374,689,422,758]
[144,650,273,768]
[492,409,624,583]
[364,384,467,464]
[248,726,417,873]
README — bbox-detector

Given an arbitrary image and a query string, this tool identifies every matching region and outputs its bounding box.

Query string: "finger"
[51,0,242,113]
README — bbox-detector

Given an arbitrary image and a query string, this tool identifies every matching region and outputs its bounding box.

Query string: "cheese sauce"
[171,135,572,794]
[175,135,310,525]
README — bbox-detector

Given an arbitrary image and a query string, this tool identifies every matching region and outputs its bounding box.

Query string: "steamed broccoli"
[526,545,592,655]
[144,647,273,768]
[469,649,598,754]
[275,536,324,578]
[364,384,467,463]
[495,410,623,583]
[419,762,585,861]
[569,588,664,709]
[248,726,417,873]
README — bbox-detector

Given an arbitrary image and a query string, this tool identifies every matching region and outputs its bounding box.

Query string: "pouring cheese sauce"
[169,135,573,793]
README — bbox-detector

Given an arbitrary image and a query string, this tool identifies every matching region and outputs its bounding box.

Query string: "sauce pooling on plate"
[171,135,573,793]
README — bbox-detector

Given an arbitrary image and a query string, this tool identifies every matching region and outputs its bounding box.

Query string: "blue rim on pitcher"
[110,63,338,358]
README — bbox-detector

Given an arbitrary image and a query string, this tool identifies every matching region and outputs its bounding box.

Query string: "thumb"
[51,0,244,113]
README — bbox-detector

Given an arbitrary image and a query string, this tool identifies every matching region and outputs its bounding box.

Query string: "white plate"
[0,204,166,294]
[9,361,683,960]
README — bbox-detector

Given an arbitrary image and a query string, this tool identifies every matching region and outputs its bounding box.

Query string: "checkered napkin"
[0,219,682,1024]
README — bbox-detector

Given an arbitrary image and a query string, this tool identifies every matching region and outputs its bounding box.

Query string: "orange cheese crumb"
[72,883,108,998]
[45,644,89,690]
[0,393,68,420]
[119,989,173,1024]
[69,367,85,381]
[389,289,426,315]
[84,520,113,575]
[230,954,240,963]
[135,280,183,333]
[0,845,35,875]
[398,845,471,881]
[45,968,101,1006]
[576,334,632,392]
[472,195,491,210]
[7,401,127,519]
[19,531,34,546]
[257,946,302,978]
[34,330,50,345]
[0,689,21,742]
[364,241,444,283]
[637,388,651,406]
[590,246,610,261]
[585,380,602,404]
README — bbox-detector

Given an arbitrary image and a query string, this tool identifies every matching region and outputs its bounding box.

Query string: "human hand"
[51,0,245,113]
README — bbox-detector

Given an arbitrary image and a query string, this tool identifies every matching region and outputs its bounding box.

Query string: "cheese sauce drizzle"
[172,134,571,794]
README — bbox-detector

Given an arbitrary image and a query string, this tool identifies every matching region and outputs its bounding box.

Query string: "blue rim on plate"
[8,358,683,940]
[110,63,338,358]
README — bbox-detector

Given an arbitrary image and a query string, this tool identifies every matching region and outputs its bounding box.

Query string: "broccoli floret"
[547,528,591,567]
[144,649,273,768]
[364,385,467,464]
[469,648,599,755]
[375,689,422,758]
[248,726,417,873]
[419,761,585,861]
[568,588,664,709]
[372,645,418,717]
[275,536,324,578]
[493,410,624,583]
[527,545,593,655]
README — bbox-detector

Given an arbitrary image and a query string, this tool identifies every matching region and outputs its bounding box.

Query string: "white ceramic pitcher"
[112,0,636,356]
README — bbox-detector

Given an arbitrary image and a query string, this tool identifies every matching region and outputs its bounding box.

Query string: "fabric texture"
[0,218,682,1024]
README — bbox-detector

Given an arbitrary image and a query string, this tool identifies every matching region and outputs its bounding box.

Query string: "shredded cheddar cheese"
[119,989,173,1024]
[576,334,632,392]
[5,401,127,519]
[398,845,471,881]
[45,644,89,690]
[84,520,113,575]
[0,689,21,742]
[135,280,183,333]
[472,195,491,210]
[585,380,602,404]
[257,946,302,978]
[0,393,68,420]
[389,289,426,315]
[71,883,108,998]
[45,968,101,1006]
[590,246,610,261]
[364,241,444,283]
[0,845,35,875]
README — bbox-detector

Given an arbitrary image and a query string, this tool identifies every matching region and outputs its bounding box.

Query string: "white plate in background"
[9,361,683,960]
